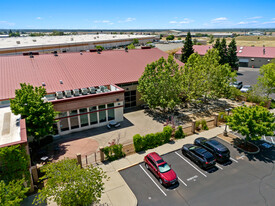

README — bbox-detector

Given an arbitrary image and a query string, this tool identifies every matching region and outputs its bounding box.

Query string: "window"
[89,106,98,125]
[107,103,115,121]
[69,110,79,129]
[124,90,137,108]
[98,105,106,123]
[79,108,88,127]
[59,112,69,132]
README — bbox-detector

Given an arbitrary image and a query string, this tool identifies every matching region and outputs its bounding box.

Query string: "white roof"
[0,107,21,147]
[0,34,156,50]
[213,33,233,36]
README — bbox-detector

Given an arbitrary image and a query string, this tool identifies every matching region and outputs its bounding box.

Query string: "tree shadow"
[236,72,244,76]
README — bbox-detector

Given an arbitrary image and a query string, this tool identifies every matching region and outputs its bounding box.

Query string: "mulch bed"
[234,139,259,153]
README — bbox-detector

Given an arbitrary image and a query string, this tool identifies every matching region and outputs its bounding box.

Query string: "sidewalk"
[98,125,228,206]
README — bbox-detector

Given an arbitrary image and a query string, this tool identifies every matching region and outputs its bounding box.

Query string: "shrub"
[195,120,201,130]
[230,87,242,100]
[163,126,173,143]
[133,134,144,152]
[174,126,185,139]
[166,35,175,40]
[201,119,209,130]
[95,45,104,51]
[39,135,53,146]
[102,144,125,161]
[218,112,227,122]
[144,133,155,149]
[154,132,163,146]
[270,100,275,109]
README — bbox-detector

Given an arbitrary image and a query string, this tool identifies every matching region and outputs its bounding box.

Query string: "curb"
[117,162,142,172]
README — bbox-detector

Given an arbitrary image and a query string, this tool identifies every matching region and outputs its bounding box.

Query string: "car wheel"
[145,163,149,169]
[159,178,163,185]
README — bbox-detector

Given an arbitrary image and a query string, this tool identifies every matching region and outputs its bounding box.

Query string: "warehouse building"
[0,34,157,56]
[0,48,183,135]
[175,45,275,68]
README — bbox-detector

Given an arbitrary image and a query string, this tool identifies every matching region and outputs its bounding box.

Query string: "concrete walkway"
[98,125,228,206]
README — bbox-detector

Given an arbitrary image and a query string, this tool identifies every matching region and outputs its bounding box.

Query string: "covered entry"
[239,58,249,67]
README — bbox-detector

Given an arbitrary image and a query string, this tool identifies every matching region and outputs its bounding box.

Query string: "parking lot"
[120,137,275,206]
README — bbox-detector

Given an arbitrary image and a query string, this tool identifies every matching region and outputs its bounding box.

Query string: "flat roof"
[0,107,21,147]
[0,48,184,100]
[0,34,156,50]
[176,45,275,59]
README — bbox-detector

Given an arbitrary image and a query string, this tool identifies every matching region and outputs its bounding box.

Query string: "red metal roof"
[176,45,275,59]
[0,48,184,100]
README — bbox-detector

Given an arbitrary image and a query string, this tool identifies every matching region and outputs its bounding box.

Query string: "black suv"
[194,137,230,163]
[181,144,216,169]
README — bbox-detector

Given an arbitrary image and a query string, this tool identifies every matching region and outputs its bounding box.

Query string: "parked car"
[230,81,243,89]
[240,85,252,93]
[194,137,230,162]
[144,152,178,186]
[181,144,216,169]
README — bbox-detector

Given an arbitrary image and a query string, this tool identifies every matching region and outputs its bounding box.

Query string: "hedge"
[102,144,125,161]
[174,126,185,139]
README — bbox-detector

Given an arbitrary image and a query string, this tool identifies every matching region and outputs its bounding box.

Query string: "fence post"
[99,147,105,162]
[31,166,39,184]
[86,155,88,165]
[214,114,219,127]
[191,120,196,134]
[95,152,97,163]
[76,153,82,168]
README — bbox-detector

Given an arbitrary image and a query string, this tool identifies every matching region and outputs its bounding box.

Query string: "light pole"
[223,108,232,136]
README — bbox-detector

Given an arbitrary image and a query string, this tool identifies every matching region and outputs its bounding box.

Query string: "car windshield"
[158,163,171,173]
[243,85,250,89]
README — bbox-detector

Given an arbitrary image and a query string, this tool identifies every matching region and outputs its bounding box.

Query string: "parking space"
[120,137,275,206]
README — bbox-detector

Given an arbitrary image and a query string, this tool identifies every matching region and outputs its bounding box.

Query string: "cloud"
[0,20,15,26]
[36,17,42,20]
[93,20,113,24]
[237,21,246,25]
[262,21,275,24]
[237,21,258,25]
[118,17,136,23]
[169,18,194,24]
[247,16,262,19]
[169,21,177,24]
[212,17,228,22]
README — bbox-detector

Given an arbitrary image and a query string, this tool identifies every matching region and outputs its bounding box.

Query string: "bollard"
[191,120,196,134]
[214,114,219,127]
[76,153,82,168]
[99,147,105,162]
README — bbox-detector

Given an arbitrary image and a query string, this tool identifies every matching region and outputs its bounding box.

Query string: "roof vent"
[89,87,96,94]
[53,51,58,56]
[240,46,243,49]
[73,89,80,96]
[64,90,72,98]
[239,50,242,53]
[60,80,63,84]
[56,91,63,99]
[42,82,46,86]
[80,52,83,55]
[125,47,128,52]
[81,88,88,95]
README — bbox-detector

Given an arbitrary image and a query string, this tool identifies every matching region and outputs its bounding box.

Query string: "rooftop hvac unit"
[64,90,72,98]
[56,91,63,99]
[73,89,80,96]
[89,87,96,94]
[99,85,106,92]
[16,41,20,44]
[81,88,88,95]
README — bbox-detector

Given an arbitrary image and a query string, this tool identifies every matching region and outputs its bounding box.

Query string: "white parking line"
[178,177,187,186]
[263,135,267,141]
[271,137,274,144]
[230,157,238,163]
[139,165,167,197]
[175,152,207,177]
[216,164,223,170]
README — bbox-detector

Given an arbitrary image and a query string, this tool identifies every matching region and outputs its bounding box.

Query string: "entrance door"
[124,90,137,109]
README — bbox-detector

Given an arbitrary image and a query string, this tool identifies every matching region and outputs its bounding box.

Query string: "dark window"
[79,108,88,127]
[108,104,115,121]
[99,105,106,123]
[69,110,79,129]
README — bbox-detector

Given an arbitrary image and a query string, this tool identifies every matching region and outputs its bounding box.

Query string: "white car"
[240,85,252,93]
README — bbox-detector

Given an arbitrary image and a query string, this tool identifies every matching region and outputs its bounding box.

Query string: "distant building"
[175,45,275,68]
[212,33,233,38]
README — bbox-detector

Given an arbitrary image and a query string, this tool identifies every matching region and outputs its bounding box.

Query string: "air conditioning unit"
[64,90,72,98]
[89,87,96,94]
[81,88,88,95]
[56,91,63,99]
[99,85,106,92]
[73,89,80,96]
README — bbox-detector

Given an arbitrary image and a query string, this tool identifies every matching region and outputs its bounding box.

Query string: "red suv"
[144,152,178,186]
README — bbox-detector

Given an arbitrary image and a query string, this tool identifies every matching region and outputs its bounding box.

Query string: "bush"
[163,126,173,143]
[201,119,209,130]
[166,35,175,40]
[218,112,227,122]
[270,100,275,109]
[154,132,163,146]
[102,144,125,161]
[230,87,243,100]
[144,133,155,149]
[133,134,144,152]
[174,126,185,139]
[195,120,201,130]
[95,45,104,51]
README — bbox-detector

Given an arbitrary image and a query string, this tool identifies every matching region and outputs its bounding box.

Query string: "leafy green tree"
[0,179,29,206]
[50,30,64,36]
[166,35,175,40]
[227,38,239,70]
[132,38,139,45]
[257,62,275,97]
[34,159,107,206]
[127,43,135,49]
[213,38,221,50]
[95,45,104,51]
[10,83,58,142]
[181,31,194,63]
[219,38,228,65]
[138,56,182,111]
[227,105,275,141]
[208,34,214,44]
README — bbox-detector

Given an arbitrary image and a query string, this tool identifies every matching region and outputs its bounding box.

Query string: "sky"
[0,0,275,30]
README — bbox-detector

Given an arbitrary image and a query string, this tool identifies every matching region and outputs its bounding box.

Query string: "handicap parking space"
[120,136,275,206]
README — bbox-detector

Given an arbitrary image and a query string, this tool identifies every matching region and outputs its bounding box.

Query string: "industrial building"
[0,48,183,135]
[175,45,275,68]
[0,34,157,56]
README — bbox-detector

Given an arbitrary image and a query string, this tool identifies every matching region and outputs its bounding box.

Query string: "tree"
[160,34,163,39]
[127,43,135,49]
[257,62,275,97]
[166,35,175,40]
[193,39,198,45]
[132,38,139,45]
[219,38,228,65]
[177,37,181,40]
[138,56,182,111]
[95,45,104,51]
[213,38,221,50]
[10,83,58,142]
[227,38,239,70]
[0,179,29,206]
[208,34,214,44]
[227,105,275,141]
[34,159,107,206]
[181,31,194,63]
